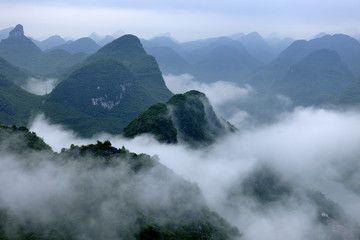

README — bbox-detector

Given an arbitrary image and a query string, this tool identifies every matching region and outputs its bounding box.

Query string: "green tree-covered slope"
[0,73,41,126]
[0,128,240,240]
[123,90,235,145]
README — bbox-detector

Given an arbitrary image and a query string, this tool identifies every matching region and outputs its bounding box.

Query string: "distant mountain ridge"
[250,34,360,93]
[0,30,173,137]
[274,49,354,105]
[49,37,100,54]
[32,35,66,51]
[0,24,88,77]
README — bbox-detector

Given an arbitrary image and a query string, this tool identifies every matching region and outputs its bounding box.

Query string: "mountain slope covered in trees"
[0,126,240,240]
[123,90,235,145]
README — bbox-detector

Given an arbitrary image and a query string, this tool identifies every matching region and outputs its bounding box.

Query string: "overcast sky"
[1,0,359,41]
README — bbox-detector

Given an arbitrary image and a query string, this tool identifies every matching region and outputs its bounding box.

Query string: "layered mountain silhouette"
[273,49,354,105]
[144,36,262,83]
[238,32,275,64]
[50,37,100,54]
[32,35,66,51]
[192,44,262,83]
[0,26,13,40]
[251,34,360,89]
[0,25,89,77]
[0,24,43,71]
[0,29,173,137]
[146,46,191,74]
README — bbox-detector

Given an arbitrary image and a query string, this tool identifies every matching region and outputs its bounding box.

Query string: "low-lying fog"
[25,74,360,239]
[21,77,59,95]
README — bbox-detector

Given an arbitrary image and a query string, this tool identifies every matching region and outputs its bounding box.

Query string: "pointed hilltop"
[42,34,172,136]
[86,34,172,101]
[0,24,42,69]
[239,32,275,64]
[0,25,88,78]
[123,90,235,145]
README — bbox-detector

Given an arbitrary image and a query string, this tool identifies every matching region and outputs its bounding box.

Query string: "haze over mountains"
[1,23,360,239]
[1,23,360,136]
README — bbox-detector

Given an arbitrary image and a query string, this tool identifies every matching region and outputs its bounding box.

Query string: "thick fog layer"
[0,143,208,239]
[21,77,58,95]
[29,104,360,239]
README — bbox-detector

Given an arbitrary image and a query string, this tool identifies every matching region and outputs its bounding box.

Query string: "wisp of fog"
[28,77,360,239]
[21,77,58,95]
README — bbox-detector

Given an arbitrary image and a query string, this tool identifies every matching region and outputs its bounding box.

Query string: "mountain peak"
[123,90,235,145]
[9,24,24,38]
[86,34,146,64]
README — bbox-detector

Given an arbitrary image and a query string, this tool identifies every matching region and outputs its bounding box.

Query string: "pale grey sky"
[1,0,359,41]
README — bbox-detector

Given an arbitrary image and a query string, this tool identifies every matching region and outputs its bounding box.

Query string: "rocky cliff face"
[8,24,25,39]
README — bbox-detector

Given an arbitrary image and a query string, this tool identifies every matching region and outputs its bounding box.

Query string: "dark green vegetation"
[0,124,51,152]
[0,126,240,240]
[123,90,234,145]
[0,56,29,85]
[0,74,42,127]
[41,34,172,136]
[123,103,177,143]
[0,26,173,137]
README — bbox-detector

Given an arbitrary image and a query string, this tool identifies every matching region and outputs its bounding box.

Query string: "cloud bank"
[28,105,360,239]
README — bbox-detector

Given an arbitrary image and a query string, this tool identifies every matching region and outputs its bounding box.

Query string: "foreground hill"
[123,90,235,145]
[0,126,240,240]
